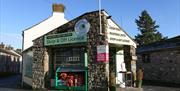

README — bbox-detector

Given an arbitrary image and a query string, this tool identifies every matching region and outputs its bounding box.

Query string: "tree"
[135,10,166,45]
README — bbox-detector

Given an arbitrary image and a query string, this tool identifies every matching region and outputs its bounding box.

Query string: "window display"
[57,72,84,87]
[55,67,87,91]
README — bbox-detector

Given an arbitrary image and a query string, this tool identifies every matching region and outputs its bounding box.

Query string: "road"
[0,75,180,91]
[0,74,21,89]
[143,86,180,91]
[0,86,180,91]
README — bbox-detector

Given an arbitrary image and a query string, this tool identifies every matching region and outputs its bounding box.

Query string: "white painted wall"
[22,7,68,87]
[23,12,68,51]
[116,50,126,88]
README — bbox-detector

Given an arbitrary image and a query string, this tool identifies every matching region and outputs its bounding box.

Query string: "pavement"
[0,86,180,91]
[0,75,180,91]
[116,86,180,91]
[143,85,180,91]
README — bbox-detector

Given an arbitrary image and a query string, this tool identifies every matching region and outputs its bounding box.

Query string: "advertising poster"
[97,45,109,62]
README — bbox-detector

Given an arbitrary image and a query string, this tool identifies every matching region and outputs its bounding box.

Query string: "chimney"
[52,4,65,13]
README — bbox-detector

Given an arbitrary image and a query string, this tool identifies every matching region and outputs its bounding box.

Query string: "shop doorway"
[109,46,126,88]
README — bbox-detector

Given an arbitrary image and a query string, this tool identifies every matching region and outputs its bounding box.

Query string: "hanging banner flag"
[97,45,109,62]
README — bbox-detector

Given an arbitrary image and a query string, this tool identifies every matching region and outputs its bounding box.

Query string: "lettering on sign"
[108,30,130,43]
[107,19,137,48]
[109,32,126,37]
[66,57,80,62]
[44,32,87,46]
[46,33,72,39]
[108,26,121,31]
[107,19,132,45]
[109,38,130,43]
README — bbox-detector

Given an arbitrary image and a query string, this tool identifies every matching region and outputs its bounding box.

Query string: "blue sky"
[0,0,180,49]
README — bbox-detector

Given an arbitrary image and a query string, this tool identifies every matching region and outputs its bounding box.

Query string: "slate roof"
[0,48,21,57]
[137,35,180,53]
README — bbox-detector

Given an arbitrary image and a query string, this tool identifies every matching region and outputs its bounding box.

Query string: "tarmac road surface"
[0,75,180,91]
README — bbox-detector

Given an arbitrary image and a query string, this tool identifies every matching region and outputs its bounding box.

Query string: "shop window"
[25,53,33,78]
[55,67,87,90]
[54,47,84,67]
[142,54,150,63]
[57,72,85,86]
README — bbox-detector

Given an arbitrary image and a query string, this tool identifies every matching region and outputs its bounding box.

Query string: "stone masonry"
[137,36,180,84]
[137,49,180,84]
[32,37,46,89]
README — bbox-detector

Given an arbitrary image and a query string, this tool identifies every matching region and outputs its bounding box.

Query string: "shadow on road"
[0,74,22,89]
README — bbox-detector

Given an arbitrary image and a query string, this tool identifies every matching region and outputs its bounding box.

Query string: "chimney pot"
[53,4,65,13]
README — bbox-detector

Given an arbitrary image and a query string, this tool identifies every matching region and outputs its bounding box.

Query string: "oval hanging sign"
[74,19,90,36]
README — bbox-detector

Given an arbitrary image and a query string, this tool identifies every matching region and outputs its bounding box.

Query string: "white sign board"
[97,45,109,62]
[107,19,136,48]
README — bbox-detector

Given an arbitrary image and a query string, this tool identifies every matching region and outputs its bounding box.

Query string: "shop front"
[44,25,89,90]
[32,10,137,91]
[53,47,88,90]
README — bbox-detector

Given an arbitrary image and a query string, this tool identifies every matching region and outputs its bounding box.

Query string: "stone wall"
[123,45,137,86]
[137,48,180,84]
[123,45,136,71]
[32,37,46,89]
[86,12,109,91]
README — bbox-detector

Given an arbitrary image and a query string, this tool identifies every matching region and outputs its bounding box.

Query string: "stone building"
[137,35,180,85]
[22,4,137,91]
[0,43,22,74]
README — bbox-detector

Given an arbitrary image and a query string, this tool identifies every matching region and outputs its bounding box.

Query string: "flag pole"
[99,0,102,34]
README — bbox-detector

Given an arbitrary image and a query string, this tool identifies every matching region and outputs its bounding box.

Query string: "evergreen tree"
[135,10,166,45]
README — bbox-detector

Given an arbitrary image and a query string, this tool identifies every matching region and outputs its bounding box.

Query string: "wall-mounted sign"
[74,19,90,36]
[108,30,130,44]
[44,32,87,46]
[97,45,109,62]
[107,19,137,48]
